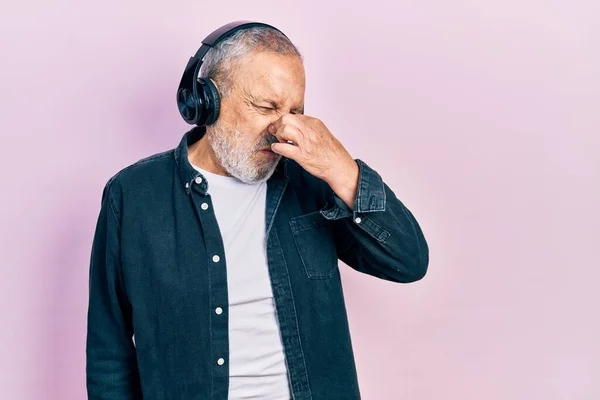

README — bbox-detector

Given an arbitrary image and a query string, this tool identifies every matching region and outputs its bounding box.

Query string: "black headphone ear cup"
[177,86,200,125]
[198,77,221,126]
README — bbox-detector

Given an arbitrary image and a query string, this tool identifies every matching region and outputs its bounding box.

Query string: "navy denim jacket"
[86,126,429,399]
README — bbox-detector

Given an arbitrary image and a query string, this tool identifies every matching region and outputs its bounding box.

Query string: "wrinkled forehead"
[237,53,305,100]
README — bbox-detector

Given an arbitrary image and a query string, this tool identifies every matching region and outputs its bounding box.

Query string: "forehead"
[238,52,305,102]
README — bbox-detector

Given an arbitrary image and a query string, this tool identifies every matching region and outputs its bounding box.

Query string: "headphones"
[176,20,288,126]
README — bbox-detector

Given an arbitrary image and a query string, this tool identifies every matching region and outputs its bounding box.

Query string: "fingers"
[270,124,303,146]
[271,141,301,159]
[268,113,305,134]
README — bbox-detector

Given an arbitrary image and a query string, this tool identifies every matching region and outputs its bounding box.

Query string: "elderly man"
[86,22,429,400]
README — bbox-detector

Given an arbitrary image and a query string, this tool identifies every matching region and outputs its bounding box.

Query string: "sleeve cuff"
[320,159,386,220]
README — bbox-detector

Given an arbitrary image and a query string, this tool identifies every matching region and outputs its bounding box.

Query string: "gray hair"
[199,26,303,100]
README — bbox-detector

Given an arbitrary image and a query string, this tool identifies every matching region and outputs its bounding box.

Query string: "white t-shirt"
[192,164,291,400]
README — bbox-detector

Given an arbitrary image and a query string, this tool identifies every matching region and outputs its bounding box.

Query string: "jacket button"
[195,176,203,184]
[212,255,220,263]
[201,203,209,210]
[215,307,223,315]
[354,217,362,224]
[217,358,225,366]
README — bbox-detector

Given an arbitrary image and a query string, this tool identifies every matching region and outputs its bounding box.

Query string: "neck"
[187,135,231,177]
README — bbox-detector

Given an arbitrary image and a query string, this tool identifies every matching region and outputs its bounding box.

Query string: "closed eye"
[253,104,275,112]
[254,103,302,114]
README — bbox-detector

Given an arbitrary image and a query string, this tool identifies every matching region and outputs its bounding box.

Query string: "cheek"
[227,103,272,143]
[243,109,271,127]
[228,105,266,131]
[238,114,271,139]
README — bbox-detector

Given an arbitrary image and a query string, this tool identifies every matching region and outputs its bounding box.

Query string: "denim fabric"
[86,126,429,400]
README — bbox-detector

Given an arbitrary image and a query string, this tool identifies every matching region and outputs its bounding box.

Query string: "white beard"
[206,120,281,184]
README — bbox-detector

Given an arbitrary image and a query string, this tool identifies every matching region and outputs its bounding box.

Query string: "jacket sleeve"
[321,159,429,283]
[86,182,142,399]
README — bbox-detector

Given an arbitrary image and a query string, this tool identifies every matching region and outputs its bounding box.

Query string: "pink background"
[1,0,599,399]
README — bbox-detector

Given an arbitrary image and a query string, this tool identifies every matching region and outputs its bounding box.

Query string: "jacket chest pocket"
[289,211,339,279]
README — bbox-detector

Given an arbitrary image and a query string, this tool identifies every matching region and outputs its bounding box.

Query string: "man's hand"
[268,114,359,209]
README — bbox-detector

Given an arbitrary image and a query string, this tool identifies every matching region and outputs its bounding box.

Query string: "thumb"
[271,142,298,159]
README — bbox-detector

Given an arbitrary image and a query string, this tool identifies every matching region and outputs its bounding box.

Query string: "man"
[86,24,429,400]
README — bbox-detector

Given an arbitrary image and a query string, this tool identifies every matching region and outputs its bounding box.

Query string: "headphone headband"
[176,21,288,126]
